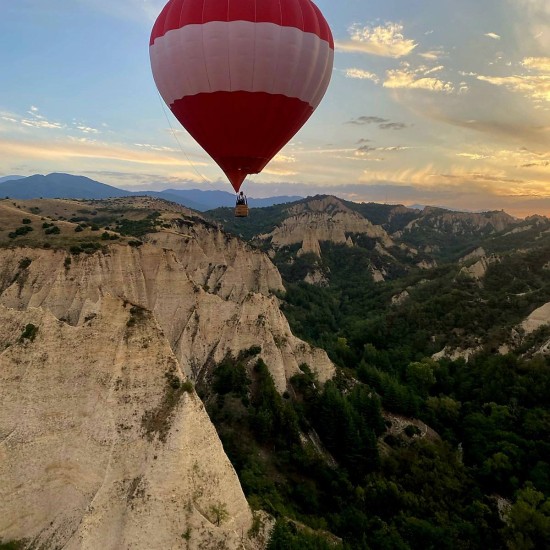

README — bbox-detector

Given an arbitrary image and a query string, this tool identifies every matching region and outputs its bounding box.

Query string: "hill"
[0,172,131,199]
[208,194,550,355]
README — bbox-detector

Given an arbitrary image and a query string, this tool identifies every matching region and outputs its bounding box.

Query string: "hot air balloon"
[150,0,334,214]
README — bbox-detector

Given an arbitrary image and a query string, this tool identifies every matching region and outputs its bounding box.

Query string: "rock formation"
[258,196,393,255]
[0,297,268,549]
[459,254,500,280]
[0,236,333,392]
[521,302,550,335]
[0,202,335,549]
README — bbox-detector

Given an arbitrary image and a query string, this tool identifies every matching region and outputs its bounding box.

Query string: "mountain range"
[0,172,301,211]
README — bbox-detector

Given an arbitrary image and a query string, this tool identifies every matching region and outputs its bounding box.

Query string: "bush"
[19,323,38,342]
[18,258,32,270]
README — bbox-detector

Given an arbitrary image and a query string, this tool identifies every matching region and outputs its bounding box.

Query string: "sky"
[1,0,549,217]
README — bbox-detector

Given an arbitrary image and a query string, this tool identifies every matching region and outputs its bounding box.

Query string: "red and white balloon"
[150,0,334,192]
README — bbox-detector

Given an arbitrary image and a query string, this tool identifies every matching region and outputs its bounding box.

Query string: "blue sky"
[1,0,549,216]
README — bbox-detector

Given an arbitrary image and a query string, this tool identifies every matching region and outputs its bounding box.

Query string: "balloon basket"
[235,204,249,217]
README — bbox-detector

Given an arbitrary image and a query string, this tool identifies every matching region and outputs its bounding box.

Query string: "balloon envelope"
[150,0,334,192]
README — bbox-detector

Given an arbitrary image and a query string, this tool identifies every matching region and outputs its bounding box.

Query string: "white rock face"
[0,297,265,550]
[371,267,385,282]
[391,290,410,305]
[521,302,550,335]
[0,243,333,392]
[259,196,393,256]
[0,210,333,549]
[416,260,437,270]
[432,346,482,362]
[459,247,486,264]
[459,255,499,280]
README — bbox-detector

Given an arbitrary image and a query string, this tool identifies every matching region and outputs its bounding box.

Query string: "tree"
[209,502,229,526]
[503,484,550,549]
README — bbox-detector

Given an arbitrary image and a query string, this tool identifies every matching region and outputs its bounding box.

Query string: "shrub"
[19,323,38,342]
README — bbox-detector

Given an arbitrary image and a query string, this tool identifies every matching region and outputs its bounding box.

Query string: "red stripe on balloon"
[150,0,333,47]
[171,91,313,191]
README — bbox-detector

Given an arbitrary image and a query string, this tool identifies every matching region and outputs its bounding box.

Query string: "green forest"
[200,220,550,548]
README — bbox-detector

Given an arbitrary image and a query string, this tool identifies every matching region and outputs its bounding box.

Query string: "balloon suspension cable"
[157,92,212,185]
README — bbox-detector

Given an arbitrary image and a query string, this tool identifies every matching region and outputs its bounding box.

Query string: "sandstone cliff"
[521,301,550,335]
[0,297,267,549]
[401,209,517,236]
[459,254,500,281]
[0,203,335,549]
[0,235,333,392]
[258,196,394,255]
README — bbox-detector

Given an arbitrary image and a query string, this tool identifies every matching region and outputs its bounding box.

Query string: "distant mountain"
[0,173,302,211]
[0,173,131,200]
[160,188,302,211]
[0,175,25,184]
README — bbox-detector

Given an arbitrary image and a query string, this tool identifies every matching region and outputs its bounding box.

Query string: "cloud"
[384,64,454,93]
[0,136,208,168]
[379,122,407,130]
[20,118,64,130]
[485,32,501,40]
[348,116,388,125]
[477,59,550,103]
[419,50,446,61]
[74,124,100,135]
[344,68,380,83]
[336,22,417,58]
[272,154,296,164]
[134,142,178,152]
[457,153,490,160]
[1,106,66,132]
[347,116,408,130]
[356,145,377,154]
[355,144,411,157]
[522,57,550,72]
[522,161,550,167]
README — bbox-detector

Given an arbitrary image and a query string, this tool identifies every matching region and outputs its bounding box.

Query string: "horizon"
[1,1,549,217]
[1,171,541,219]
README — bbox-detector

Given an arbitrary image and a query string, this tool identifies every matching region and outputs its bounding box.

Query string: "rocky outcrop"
[521,302,550,335]
[0,206,337,549]
[402,209,517,236]
[0,297,267,550]
[459,254,500,280]
[391,290,410,305]
[459,247,486,264]
[432,345,483,362]
[258,196,394,256]
[0,242,333,392]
